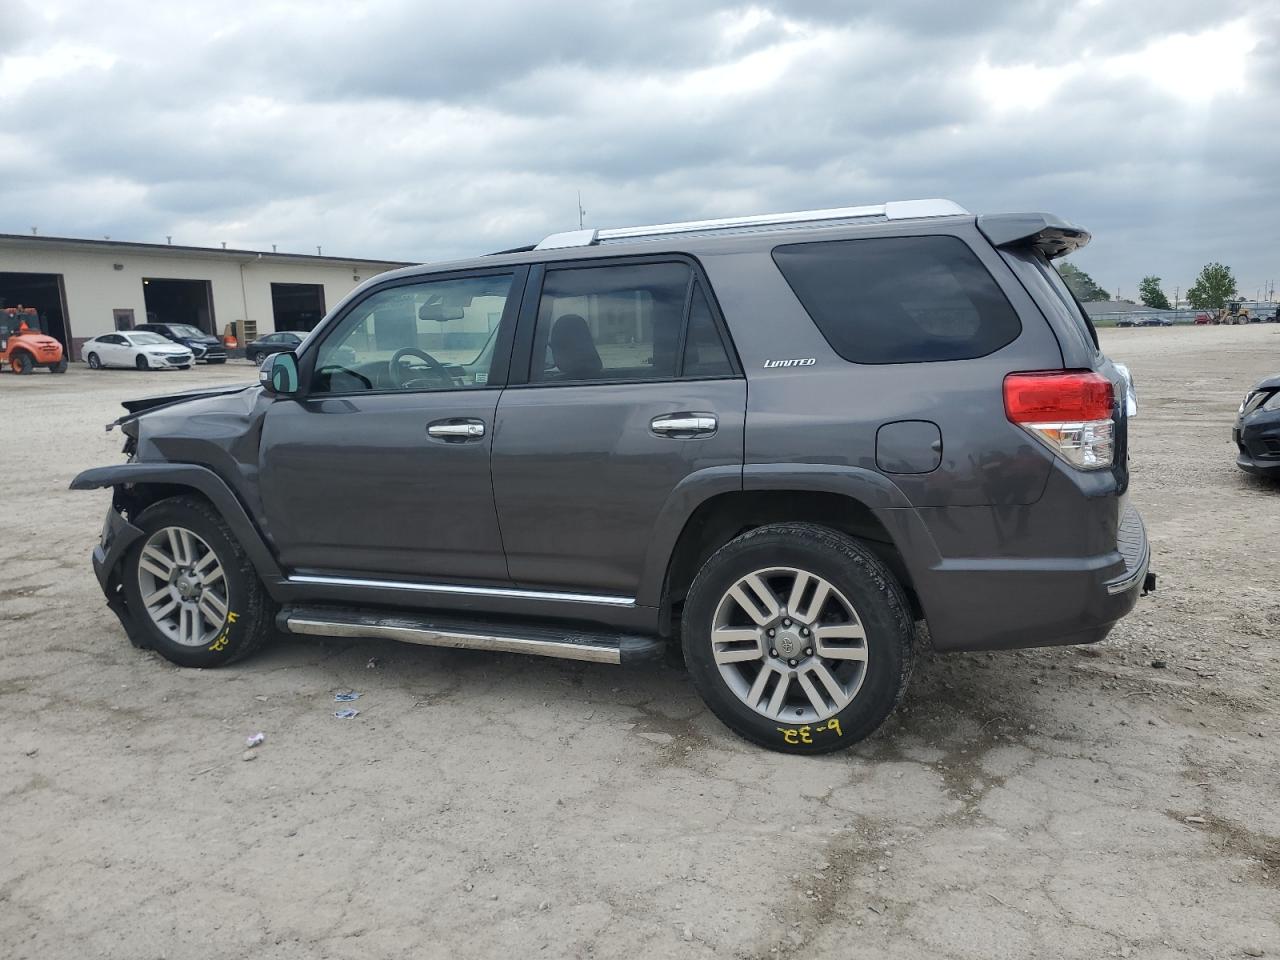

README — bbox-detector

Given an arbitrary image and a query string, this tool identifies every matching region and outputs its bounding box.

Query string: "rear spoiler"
[976,213,1090,260]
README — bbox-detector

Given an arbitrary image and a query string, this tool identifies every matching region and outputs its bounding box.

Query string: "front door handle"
[427,419,486,441]
[651,413,718,437]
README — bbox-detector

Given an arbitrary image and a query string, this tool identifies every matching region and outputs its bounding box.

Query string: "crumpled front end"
[91,500,151,648]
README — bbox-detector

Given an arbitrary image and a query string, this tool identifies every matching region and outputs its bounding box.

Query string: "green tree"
[1138,275,1171,310]
[1186,262,1237,310]
[1056,261,1110,302]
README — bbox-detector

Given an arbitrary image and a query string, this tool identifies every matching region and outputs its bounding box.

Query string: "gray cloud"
[2,0,1278,298]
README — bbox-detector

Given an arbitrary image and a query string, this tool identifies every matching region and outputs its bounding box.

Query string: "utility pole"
[577,191,586,230]
[1173,285,1179,309]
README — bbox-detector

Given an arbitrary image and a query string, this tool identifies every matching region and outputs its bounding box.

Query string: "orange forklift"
[0,306,67,374]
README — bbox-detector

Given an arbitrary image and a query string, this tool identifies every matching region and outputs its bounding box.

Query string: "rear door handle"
[651,413,718,437]
[427,419,486,441]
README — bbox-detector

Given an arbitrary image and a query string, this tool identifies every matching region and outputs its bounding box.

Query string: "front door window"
[313,274,514,394]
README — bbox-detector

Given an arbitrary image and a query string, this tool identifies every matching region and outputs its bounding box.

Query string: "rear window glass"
[772,235,1021,364]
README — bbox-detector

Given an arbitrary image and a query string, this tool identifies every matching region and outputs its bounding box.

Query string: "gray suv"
[72,199,1152,753]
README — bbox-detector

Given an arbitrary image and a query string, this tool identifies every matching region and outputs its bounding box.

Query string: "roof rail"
[532,199,968,250]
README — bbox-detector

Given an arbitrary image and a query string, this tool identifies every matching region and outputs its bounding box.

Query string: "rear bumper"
[895,504,1151,652]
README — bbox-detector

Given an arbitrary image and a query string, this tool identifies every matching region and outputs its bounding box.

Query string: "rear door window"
[772,235,1021,364]
[529,262,735,383]
[682,282,733,377]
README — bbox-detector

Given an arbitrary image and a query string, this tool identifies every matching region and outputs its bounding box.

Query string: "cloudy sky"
[2,0,1277,301]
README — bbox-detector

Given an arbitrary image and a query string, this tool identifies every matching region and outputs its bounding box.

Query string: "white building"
[0,233,411,357]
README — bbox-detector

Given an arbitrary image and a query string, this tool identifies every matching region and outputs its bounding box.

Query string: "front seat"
[549,314,603,380]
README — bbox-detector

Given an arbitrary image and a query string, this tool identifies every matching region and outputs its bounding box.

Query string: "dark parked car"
[134,323,226,364]
[72,199,1152,753]
[1235,375,1280,478]
[245,331,304,364]
[1136,316,1173,327]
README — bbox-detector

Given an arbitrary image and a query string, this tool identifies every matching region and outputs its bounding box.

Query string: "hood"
[178,334,222,345]
[6,332,60,350]
[112,383,255,426]
[139,341,191,353]
[1251,373,1280,392]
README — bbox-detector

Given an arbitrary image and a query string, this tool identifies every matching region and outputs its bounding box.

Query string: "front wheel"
[681,523,914,754]
[49,358,68,373]
[135,354,149,370]
[10,351,33,374]
[121,496,274,667]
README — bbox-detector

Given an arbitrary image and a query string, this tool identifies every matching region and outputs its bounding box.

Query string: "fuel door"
[875,420,942,475]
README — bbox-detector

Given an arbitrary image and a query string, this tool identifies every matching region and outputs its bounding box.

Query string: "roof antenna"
[577,191,586,230]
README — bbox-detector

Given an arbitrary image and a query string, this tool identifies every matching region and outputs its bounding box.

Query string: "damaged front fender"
[91,505,153,648]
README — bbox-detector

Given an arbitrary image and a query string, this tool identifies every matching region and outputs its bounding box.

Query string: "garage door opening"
[271,283,326,332]
[143,278,215,334]
[0,272,71,350]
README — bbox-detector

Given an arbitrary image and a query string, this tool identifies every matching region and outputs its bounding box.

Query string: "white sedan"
[82,331,194,370]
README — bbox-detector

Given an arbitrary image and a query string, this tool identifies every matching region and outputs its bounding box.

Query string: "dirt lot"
[2,327,1278,959]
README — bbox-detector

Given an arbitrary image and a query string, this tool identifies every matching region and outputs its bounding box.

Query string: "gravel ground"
[2,327,1277,959]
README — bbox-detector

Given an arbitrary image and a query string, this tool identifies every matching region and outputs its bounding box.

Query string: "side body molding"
[70,463,284,586]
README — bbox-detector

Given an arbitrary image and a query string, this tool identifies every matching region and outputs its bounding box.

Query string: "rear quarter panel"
[700,220,1067,508]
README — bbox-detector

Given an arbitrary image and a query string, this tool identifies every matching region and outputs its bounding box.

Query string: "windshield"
[0,312,42,336]
[130,332,171,345]
[167,324,207,338]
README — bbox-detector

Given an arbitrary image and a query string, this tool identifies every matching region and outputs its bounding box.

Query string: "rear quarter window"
[772,235,1021,364]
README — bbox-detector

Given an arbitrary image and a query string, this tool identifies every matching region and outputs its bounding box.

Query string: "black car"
[1235,374,1280,478]
[134,323,227,364]
[245,331,303,364]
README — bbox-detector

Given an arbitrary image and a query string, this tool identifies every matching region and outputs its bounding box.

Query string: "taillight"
[1004,371,1115,470]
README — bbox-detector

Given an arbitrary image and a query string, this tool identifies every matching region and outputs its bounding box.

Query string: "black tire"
[681,523,913,754]
[87,352,101,369]
[245,349,258,364]
[11,351,33,374]
[49,358,68,373]
[121,496,274,667]
[136,354,149,370]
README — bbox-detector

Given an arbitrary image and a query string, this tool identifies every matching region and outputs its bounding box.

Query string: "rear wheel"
[121,496,274,667]
[49,358,68,373]
[87,352,102,369]
[681,523,913,754]
[10,351,33,374]
[135,354,149,370]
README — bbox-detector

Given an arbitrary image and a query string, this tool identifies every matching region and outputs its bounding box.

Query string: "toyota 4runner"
[72,199,1152,753]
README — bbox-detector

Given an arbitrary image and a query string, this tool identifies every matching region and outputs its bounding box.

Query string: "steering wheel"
[390,347,453,389]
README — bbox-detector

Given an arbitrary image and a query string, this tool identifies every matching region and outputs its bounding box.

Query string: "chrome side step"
[277,605,664,665]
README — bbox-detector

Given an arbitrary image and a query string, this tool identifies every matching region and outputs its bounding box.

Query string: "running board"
[277,605,664,665]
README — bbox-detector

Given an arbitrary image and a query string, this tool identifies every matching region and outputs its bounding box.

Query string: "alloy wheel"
[136,526,229,646]
[710,566,869,723]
